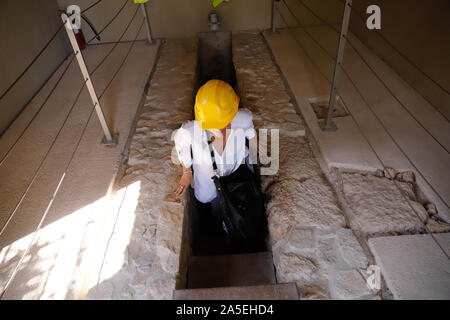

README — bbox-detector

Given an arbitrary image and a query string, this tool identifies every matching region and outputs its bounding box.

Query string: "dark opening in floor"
[196,31,237,89]
[187,31,268,258]
[179,32,272,291]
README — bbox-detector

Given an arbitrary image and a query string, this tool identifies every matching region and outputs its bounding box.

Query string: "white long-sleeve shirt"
[174,109,256,203]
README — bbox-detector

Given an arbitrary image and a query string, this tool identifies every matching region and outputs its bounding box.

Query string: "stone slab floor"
[369,234,450,300]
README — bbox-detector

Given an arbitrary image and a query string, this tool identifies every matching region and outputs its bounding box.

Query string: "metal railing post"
[140,3,153,44]
[61,13,118,146]
[321,0,352,131]
[271,0,279,33]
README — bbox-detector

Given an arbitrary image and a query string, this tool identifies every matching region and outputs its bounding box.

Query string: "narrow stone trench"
[87,32,382,300]
[187,32,267,259]
[179,32,276,296]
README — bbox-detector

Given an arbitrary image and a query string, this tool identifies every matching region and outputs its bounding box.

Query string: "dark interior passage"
[188,187,267,256]
[196,32,237,89]
[189,31,267,258]
[183,31,272,290]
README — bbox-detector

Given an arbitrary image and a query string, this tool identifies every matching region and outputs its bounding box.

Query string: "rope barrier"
[275,1,450,260]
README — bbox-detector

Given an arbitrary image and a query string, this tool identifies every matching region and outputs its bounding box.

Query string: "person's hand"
[175,170,193,198]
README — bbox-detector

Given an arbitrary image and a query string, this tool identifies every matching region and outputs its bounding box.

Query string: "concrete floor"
[369,234,450,300]
[264,27,450,222]
[0,40,160,299]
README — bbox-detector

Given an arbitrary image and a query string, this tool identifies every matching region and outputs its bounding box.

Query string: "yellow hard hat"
[194,79,239,130]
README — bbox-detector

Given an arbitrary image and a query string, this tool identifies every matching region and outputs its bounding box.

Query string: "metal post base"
[319,120,338,131]
[101,133,119,146]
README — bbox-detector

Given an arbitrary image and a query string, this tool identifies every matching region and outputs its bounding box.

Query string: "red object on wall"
[59,9,86,50]
[73,28,86,50]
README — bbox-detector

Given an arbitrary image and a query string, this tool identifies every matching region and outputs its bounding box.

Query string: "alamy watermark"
[366,265,381,291]
[171,128,280,176]
[366,5,381,30]
[65,5,81,30]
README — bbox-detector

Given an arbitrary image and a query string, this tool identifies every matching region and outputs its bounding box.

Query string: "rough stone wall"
[232,31,378,300]
[87,39,197,299]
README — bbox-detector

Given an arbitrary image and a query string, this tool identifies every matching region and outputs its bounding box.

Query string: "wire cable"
[90,4,140,75]
[280,0,449,207]
[81,0,103,13]
[0,3,140,167]
[280,0,449,154]
[0,54,76,166]
[0,1,104,104]
[283,0,450,194]
[294,0,450,123]
[335,0,450,97]
[0,76,86,237]
[275,2,450,259]
[87,0,130,44]
[0,6,142,234]
[284,1,450,148]
[0,0,128,154]
[0,17,146,298]
[0,24,65,102]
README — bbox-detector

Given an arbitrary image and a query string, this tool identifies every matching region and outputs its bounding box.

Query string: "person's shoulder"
[233,108,253,127]
[180,120,196,131]
[175,120,196,140]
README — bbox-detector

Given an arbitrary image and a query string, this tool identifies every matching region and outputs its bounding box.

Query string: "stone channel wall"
[232,31,378,300]
[87,39,197,299]
[87,32,395,300]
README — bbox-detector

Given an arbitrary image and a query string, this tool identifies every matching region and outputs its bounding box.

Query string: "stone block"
[368,234,450,299]
[274,252,318,283]
[426,218,450,233]
[277,137,322,182]
[267,176,345,242]
[341,173,426,236]
[272,226,316,254]
[316,236,340,272]
[297,282,330,300]
[335,229,368,269]
[330,269,375,300]
[155,205,183,275]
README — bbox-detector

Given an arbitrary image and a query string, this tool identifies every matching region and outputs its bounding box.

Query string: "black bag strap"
[206,130,251,178]
[206,130,218,176]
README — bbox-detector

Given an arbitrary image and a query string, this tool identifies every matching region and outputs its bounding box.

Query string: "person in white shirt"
[173,79,256,227]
